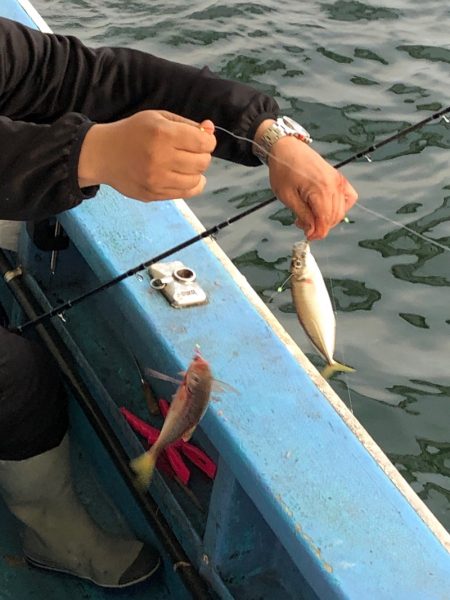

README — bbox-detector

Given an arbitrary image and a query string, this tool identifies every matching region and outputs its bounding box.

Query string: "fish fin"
[321,361,355,380]
[130,450,157,490]
[212,378,240,396]
[145,368,183,386]
[182,425,197,443]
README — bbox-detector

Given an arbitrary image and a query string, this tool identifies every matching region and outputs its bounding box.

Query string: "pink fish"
[130,349,213,489]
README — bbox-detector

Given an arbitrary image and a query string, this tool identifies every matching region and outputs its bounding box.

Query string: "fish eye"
[294,259,302,268]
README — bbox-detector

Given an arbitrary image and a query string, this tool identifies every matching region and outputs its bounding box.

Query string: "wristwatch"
[253,116,312,165]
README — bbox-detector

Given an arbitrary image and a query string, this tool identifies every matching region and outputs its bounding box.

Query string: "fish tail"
[130,449,157,490]
[321,361,355,380]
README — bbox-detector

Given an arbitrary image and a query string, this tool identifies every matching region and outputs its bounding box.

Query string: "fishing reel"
[148,261,207,308]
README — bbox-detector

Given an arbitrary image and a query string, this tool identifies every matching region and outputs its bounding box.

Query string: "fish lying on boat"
[290,241,354,379]
[130,348,213,489]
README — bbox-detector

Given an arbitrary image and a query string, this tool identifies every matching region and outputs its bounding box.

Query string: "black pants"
[0,326,68,460]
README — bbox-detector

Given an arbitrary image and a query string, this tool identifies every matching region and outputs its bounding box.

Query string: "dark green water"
[33,0,450,531]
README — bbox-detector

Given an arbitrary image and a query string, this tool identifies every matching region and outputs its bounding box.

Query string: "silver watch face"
[278,116,312,143]
[255,115,312,164]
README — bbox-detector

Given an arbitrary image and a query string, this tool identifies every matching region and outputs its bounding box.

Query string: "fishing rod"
[336,105,450,167]
[12,104,450,333]
[0,250,213,599]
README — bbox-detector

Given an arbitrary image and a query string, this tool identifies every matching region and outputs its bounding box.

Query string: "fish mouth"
[191,359,212,380]
[291,240,310,272]
[193,355,209,368]
[292,240,309,256]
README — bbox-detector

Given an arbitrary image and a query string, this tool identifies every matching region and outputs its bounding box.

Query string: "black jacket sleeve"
[0,114,98,220]
[0,16,279,220]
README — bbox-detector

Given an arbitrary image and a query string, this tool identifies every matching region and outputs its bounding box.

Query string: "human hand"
[78,110,216,201]
[254,120,358,240]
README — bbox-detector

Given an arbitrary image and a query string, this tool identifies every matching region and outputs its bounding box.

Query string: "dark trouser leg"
[0,325,68,460]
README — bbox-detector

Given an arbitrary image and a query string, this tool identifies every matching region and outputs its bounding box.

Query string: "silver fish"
[290,241,354,379]
[130,348,213,489]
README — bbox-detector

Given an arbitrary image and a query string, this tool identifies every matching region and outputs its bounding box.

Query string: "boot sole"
[24,554,161,589]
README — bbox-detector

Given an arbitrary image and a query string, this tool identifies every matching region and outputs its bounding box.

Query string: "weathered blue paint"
[2,0,36,27]
[2,1,450,598]
[52,186,450,599]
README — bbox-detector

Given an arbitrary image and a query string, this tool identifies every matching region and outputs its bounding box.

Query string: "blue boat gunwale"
[11,0,51,31]
[53,183,450,598]
[4,1,450,598]
[176,199,450,548]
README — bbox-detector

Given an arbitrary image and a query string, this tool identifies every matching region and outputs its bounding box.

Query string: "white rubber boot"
[0,220,21,251]
[0,434,160,588]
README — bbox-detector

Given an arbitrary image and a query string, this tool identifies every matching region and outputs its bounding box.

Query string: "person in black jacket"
[0,16,358,588]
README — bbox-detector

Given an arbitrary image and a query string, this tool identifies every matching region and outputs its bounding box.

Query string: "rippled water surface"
[33,0,450,530]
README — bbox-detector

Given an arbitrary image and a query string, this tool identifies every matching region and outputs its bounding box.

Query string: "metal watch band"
[253,116,312,165]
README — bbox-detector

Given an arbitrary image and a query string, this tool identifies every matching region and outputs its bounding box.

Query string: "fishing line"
[354,203,450,252]
[242,105,449,402]
[323,252,354,413]
[13,105,450,333]
[218,110,450,256]
[218,104,450,173]
[332,196,450,415]
[267,273,293,303]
